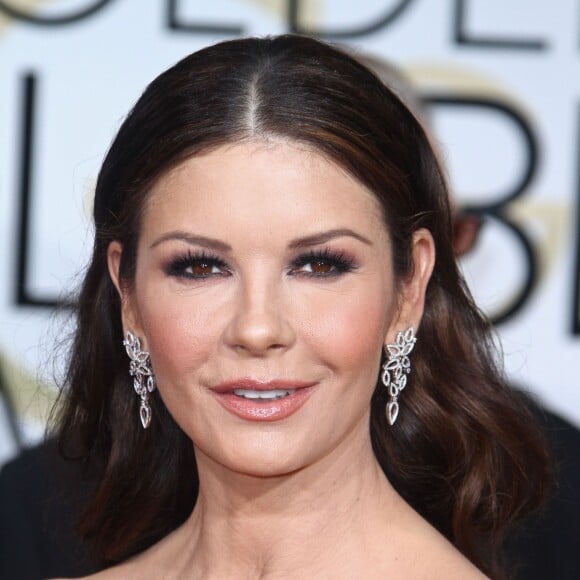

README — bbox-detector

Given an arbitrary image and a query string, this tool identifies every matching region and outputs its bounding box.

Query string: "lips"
[210,378,316,421]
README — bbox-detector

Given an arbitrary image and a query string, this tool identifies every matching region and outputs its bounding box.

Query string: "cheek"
[297,281,395,376]
[136,291,218,386]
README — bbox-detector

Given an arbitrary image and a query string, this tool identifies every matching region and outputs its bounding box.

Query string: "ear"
[107,241,144,340]
[386,228,435,343]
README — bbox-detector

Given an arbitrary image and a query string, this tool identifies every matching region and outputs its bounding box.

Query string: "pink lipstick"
[210,378,315,421]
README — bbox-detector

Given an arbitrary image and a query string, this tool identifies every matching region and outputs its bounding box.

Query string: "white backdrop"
[0,0,578,463]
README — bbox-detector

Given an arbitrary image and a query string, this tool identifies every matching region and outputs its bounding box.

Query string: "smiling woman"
[108,141,411,479]
[53,35,550,579]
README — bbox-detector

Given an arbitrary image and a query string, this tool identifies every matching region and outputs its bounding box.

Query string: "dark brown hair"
[53,35,550,577]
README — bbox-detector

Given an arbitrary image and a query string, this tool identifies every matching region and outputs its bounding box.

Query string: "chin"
[198,429,315,478]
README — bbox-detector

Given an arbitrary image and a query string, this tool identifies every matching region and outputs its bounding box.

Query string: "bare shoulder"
[372,529,489,579]
[369,500,490,579]
[413,538,489,579]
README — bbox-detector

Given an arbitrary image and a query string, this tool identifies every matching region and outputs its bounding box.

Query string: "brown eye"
[290,250,355,278]
[165,253,230,279]
[309,260,333,274]
[189,262,216,276]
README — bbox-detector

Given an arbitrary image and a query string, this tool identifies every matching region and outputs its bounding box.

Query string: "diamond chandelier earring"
[381,327,416,426]
[123,330,156,429]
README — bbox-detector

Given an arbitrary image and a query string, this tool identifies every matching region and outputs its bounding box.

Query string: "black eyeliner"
[163,249,229,279]
[289,248,357,277]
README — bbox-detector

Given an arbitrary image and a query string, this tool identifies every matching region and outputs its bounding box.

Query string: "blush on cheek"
[331,307,384,367]
[302,290,390,374]
[139,301,216,386]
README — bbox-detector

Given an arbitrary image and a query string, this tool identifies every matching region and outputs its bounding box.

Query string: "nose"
[224,277,295,356]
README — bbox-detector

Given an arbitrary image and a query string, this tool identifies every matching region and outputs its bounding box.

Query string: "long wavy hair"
[53,34,550,577]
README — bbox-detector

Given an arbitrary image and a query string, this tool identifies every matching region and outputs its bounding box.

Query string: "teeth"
[233,388,295,400]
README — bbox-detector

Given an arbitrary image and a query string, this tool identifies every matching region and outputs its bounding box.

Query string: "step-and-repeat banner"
[1,0,579,463]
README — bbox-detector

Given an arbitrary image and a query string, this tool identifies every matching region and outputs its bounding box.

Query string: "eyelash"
[164,248,357,280]
[164,250,230,279]
[288,248,357,278]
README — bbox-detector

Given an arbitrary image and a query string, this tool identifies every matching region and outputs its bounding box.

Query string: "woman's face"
[109,141,432,476]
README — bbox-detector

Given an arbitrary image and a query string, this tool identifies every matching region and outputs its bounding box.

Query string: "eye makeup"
[163,249,231,280]
[162,245,359,282]
[288,247,358,278]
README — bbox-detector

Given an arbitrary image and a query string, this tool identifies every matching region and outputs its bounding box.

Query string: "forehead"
[143,141,389,246]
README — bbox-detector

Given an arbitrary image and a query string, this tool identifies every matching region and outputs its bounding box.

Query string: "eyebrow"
[150,231,232,252]
[287,228,372,249]
[150,227,372,251]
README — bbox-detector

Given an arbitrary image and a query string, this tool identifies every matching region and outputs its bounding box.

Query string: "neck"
[164,427,403,578]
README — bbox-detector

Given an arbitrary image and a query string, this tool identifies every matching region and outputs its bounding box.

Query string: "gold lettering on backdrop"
[241,0,320,25]
[407,63,523,105]
[0,351,57,427]
[0,0,47,34]
[508,201,568,283]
